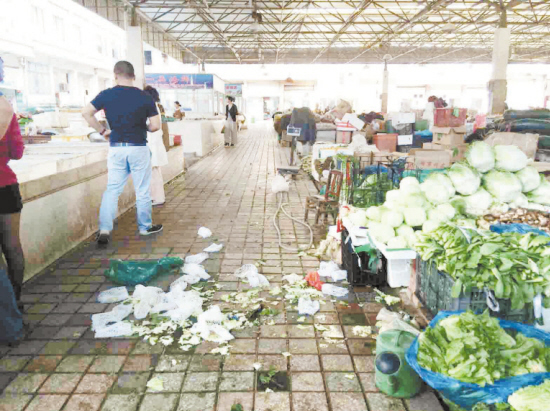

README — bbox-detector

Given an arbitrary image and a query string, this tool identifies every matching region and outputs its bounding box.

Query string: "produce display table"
[168,117,225,157]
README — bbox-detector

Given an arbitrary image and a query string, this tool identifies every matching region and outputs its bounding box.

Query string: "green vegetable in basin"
[507,378,550,411]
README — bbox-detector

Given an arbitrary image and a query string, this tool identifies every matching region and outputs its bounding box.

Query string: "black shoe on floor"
[140,224,163,236]
[96,232,110,245]
[224,143,229,147]
[230,144,235,147]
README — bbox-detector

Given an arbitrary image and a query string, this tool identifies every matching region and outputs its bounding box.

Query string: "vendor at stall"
[173,102,184,120]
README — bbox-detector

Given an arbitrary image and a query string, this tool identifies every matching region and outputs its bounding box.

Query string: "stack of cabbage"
[346,142,550,248]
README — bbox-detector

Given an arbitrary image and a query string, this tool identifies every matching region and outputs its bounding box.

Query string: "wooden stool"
[304,170,343,224]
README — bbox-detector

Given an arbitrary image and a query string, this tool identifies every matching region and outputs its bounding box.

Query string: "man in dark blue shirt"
[82,61,163,245]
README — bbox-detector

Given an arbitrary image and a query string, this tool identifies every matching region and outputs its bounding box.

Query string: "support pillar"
[381,63,389,113]
[488,27,511,114]
[126,26,145,89]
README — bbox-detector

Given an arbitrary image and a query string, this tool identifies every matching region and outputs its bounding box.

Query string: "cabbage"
[460,188,494,216]
[384,199,405,211]
[422,220,440,233]
[428,208,451,223]
[402,192,427,209]
[516,166,541,193]
[494,145,528,172]
[465,141,495,173]
[386,189,403,204]
[403,207,427,227]
[365,206,382,222]
[447,163,481,195]
[435,203,456,220]
[509,193,529,209]
[348,209,368,227]
[526,176,550,205]
[420,173,456,205]
[387,236,408,249]
[381,209,404,228]
[369,222,395,244]
[399,176,421,194]
[396,225,414,239]
[483,170,523,203]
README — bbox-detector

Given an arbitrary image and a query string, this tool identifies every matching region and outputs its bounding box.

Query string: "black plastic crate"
[341,229,387,287]
[397,144,413,153]
[415,257,534,324]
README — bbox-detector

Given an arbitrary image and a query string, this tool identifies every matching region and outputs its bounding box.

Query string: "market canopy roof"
[87,0,550,64]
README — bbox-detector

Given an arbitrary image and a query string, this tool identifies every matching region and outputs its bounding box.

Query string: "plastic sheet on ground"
[185,252,209,264]
[198,227,212,238]
[94,321,133,338]
[204,243,224,253]
[182,264,210,280]
[104,257,184,286]
[321,284,348,297]
[376,308,420,336]
[234,264,270,287]
[97,286,129,303]
[318,261,347,282]
[405,310,550,410]
[190,305,234,343]
[298,297,320,316]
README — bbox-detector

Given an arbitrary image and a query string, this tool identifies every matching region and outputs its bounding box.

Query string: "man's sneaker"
[140,224,163,236]
[97,231,110,245]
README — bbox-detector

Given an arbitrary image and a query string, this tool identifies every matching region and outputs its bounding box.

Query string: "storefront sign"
[225,84,243,97]
[145,74,214,89]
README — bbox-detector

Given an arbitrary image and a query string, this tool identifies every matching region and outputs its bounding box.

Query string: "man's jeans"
[99,146,152,233]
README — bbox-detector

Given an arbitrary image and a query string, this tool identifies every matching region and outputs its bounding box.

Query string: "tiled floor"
[0,123,443,411]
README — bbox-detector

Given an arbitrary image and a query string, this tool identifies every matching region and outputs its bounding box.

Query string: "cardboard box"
[431,143,468,162]
[431,126,467,146]
[336,130,352,144]
[485,132,539,159]
[398,135,413,146]
[410,149,452,169]
[342,113,366,131]
[354,151,408,167]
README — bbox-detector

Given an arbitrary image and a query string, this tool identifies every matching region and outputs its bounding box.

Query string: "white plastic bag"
[182,264,210,280]
[170,277,188,292]
[94,321,133,338]
[204,243,224,253]
[185,252,209,264]
[182,273,203,285]
[134,300,151,320]
[234,264,269,287]
[197,305,224,324]
[91,311,118,331]
[271,175,290,193]
[198,227,212,238]
[298,297,320,316]
[150,302,179,314]
[322,284,348,297]
[112,303,133,321]
[133,285,164,307]
[97,287,129,303]
[318,261,347,282]
[282,274,304,284]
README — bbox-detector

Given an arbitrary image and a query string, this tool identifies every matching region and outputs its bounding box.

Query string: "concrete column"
[126,26,145,89]
[381,64,389,113]
[488,27,511,114]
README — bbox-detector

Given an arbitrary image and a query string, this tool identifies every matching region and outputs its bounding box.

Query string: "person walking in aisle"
[0,58,25,314]
[82,61,163,245]
[144,86,168,206]
[173,101,184,120]
[224,96,238,147]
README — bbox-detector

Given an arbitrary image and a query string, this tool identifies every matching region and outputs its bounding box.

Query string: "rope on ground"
[272,190,314,253]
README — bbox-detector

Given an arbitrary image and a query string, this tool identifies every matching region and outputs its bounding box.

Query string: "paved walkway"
[0,123,443,411]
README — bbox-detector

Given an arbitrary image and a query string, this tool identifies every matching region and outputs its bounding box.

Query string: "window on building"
[97,37,103,55]
[54,16,65,41]
[33,7,45,34]
[28,62,50,95]
[144,51,153,66]
[73,25,82,45]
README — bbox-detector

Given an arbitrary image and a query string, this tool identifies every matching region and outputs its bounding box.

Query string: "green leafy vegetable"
[507,378,550,411]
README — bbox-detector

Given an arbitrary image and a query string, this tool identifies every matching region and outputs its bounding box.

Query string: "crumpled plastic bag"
[104,257,184,286]
[182,273,203,285]
[318,261,347,282]
[185,252,209,265]
[133,285,164,307]
[134,300,151,320]
[305,271,324,291]
[322,284,348,297]
[234,264,269,287]
[94,321,133,338]
[198,227,212,238]
[298,297,320,316]
[271,174,290,193]
[97,287,129,303]
[376,308,420,336]
[169,277,188,292]
[162,290,204,322]
[182,264,210,280]
[204,243,224,253]
[191,305,234,343]
[91,303,133,331]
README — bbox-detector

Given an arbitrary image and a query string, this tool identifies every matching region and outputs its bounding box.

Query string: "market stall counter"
[168,114,225,157]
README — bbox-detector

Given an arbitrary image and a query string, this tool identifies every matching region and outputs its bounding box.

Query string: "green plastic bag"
[104,257,184,286]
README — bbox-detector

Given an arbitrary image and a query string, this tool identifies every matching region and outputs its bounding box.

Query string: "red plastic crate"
[434,108,467,127]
